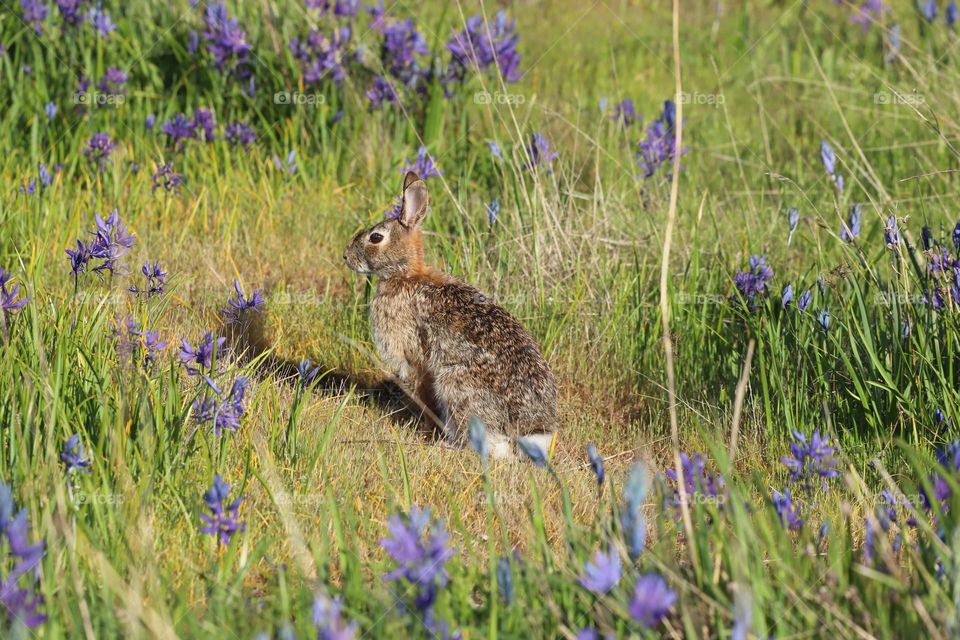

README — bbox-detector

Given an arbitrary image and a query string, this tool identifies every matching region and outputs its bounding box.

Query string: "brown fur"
[343,173,557,452]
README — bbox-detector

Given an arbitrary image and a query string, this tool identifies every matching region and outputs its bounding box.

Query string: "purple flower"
[637,100,686,178]
[224,122,256,148]
[55,0,86,27]
[19,163,52,197]
[193,376,249,435]
[486,199,500,225]
[841,204,862,242]
[949,0,958,27]
[586,443,604,486]
[178,331,226,376]
[60,434,91,475]
[0,483,47,629]
[145,113,156,130]
[400,146,442,179]
[312,593,358,640]
[820,140,836,175]
[89,209,135,275]
[884,215,901,247]
[128,261,167,298]
[151,163,183,193]
[81,133,114,169]
[665,452,725,513]
[109,315,168,369]
[0,268,29,322]
[817,309,831,331]
[97,67,127,94]
[297,358,321,383]
[273,150,298,176]
[193,107,217,141]
[496,556,513,604]
[733,254,774,308]
[517,436,548,467]
[468,417,488,463]
[628,573,676,628]
[850,0,890,31]
[772,489,802,530]
[781,284,794,308]
[291,26,353,86]
[524,132,557,172]
[161,113,197,150]
[487,140,502,159]
[610,98,639,128]
[202,2,252,74]
[223,279,264,323]
[578,547,621,594]
[380,505,455,612]
[797,289,812,313]
[445,11,522,87]
[44,102,57,120]
[199,475,245,545]
[782,430,839,492]
[65,241,92,280]
[366,75,398,109]
[620,463,648,558]
[86,3,115,38]
[921,0,938,22]
[381,18,427,87]
[20,0,48,34]
[788,207,800,244]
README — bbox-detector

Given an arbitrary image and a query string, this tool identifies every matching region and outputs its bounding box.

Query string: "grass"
[2,0,960,637]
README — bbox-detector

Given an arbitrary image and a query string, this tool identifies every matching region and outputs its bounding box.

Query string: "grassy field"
[2,0,960,637]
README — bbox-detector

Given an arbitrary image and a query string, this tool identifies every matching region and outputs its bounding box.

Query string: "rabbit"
[343,171,558,460]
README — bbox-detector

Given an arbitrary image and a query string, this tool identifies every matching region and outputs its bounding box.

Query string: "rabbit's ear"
[399,174,429,228]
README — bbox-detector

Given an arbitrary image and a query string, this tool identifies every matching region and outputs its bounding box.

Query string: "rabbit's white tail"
[515,432,558,463]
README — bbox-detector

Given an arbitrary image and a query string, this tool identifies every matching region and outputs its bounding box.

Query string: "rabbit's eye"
[369,232,384,244]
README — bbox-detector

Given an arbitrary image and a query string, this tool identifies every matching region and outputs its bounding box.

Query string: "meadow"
[2,0,960,637]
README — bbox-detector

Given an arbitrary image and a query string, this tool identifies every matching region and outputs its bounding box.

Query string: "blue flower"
[19,0,48,34]
[496,556,513,604]
[273,150,298,176]
[380,505,455,613]
[841,204,862,242]
[817,309,831,331]
[400,146,443,179]
[787,207,799,244]
[586,443,605,486]
[733,254,774,308]
[949,0,958,26]
[486,198,500,225]
[178,331,226,376]
[524,132,558,172]
[312,592,358,640]
[610,98,639,128]
[82,133,115,169]
[297,359,322,383]
[44,102,57,120]
[781,430,839,492]
[487,140,503,159]
[517,436,548,467]
[199,475,245,546]
[637,100,687,178]
[620,462,648,558]
[225,122,256,148]
[87,3,116,38]
[921,0,938,22]
[578,547,621,594]
[884,215,901,247]
[0,483,47,629]
[468,417,488,463]
[797,289,812,313]
[128,261,167,298]
[193,376,249,436]
[628,573,676,628]
[0,268,29,321]
[781,284,794,308]
[60,434,92,475]
[444,10,522,87]
[223,279,264,324]
[366,75,398,109]
[772,489,802,530]
[151,163,184,193]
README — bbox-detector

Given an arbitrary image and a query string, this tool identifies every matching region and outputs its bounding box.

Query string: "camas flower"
[193,107,216,142]
[193,376,249,436]
[817,309,831,331]
[819,140,843,192]
[97,67,127,94]
[380,505,455,613]
[290,26,353,86]
[109,315,168,369]
[468,417,488,463]
[400,147,442,179]
[199,475,245,545]
[312,592,358,640]
[87,3,115,38]
[782,429,839,492]
[733,254,774,308]
[620,463,648,558]
[44,102,57,120]
[797,289,813,313]
[949,0,958,27]
[773,489,802,530]
[664,452,725,513]
[20,0,48,34]
[637,100,686,178]
[788,207,800,244]
[849,0,890,31]
[781,284,794,308]
[224,122,256,148]
[841,204,862,242]
[496,557,513,604]
[66,209,135,279]
[444,11,521,88]
[628,574,676,628]
[55,0,86,27]
[223,279,264,323]
[381,18,427,88]
[151,163,183,193]
[586,443,605,486]
[161,113,197,151]
[0,268,29,322]
[610,98,639,128]
[524,132,557,172]
[178,331,226,375]
[60,434,92,475]
[296,358,322,384]
[0,483,47,629]
[202,2,252,74]
[578,547,621,594]
[366,75,398,110]
[921,0,937,21]
[273,150,298,176]
[884,215,901,247]
[81,133,114,169]
[128,261,167,298]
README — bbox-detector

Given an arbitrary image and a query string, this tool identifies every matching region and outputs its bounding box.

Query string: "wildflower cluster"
[0,483,46,630]
[732,254,775,309]
[199,475,245,546]
[109,315,168,370]
[193,376,249,436]
[65,209,135,281]
[636,100,686,178]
